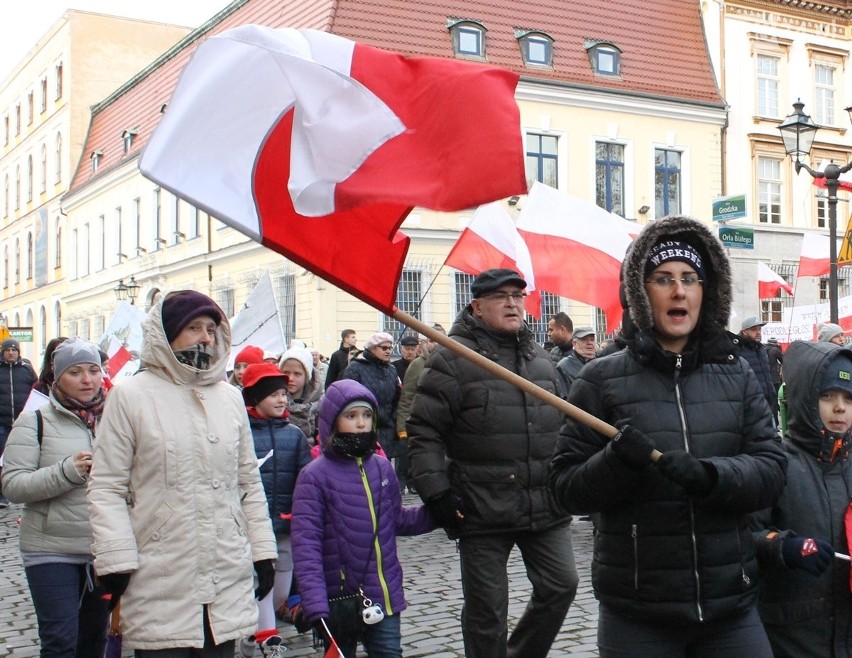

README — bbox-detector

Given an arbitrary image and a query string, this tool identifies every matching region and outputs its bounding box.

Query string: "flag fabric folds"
[798,232,843,278]
[515,183,637,333]
[757,262,793,299]
[445,202,542,317]
[140,25,526,314]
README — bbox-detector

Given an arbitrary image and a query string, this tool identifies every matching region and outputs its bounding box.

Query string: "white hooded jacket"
[87,292,277,650]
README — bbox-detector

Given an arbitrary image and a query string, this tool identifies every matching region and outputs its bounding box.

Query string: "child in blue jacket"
[240,363,311,658]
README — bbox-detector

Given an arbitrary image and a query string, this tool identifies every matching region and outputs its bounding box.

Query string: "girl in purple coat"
[291,379,434,658]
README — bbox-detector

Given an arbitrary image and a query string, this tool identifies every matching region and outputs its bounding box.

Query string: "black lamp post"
[778,99,852,323]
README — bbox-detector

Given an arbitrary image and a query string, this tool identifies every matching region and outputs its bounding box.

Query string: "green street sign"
[712,194,747,222]
[719,226,754,250]
[8,327,33,342]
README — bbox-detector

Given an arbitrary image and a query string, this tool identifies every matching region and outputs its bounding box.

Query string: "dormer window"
[448,19,486,59]
[585,40,622,77]
[90,150,103,174]
[516,30,554,68]
[121,129,138,154]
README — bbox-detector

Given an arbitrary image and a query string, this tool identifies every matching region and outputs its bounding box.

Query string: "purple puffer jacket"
[292,379,434,624]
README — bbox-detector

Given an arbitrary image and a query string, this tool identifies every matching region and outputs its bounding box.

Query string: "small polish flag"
[757,262,793,299]
[445,202,542,317]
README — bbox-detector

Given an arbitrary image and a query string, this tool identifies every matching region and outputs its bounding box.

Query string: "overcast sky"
[1,1,233,81]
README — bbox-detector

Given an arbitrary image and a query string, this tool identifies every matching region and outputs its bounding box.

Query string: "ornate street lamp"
[113,276,140,305]
[779,100,852,323]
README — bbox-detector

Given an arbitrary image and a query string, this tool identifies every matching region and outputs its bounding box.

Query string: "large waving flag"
[757,262,793,299]
[798,232,844,278]
[140,25,526,313]
[445,202,542,317]
[516,183,637,332]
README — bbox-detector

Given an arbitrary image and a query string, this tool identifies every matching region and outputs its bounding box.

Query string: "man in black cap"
[738,315,777,424]
[407,268,577,658]
[392,334,419,381]
[0,337,36,507]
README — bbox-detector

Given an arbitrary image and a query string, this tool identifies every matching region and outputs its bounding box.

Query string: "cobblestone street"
[0,495,599,657]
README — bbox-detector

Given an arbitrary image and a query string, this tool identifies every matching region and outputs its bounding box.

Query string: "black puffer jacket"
[736,333,777,415]
[549,215,786,625]
[341,350,400,448]
[751,341,852,658]
[0,358,36,428]
[407,308,568,539]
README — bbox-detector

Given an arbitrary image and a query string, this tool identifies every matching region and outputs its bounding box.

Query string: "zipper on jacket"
[632,524,639,590]
[358,459,393,614]
[673,358,704,622]
[735,528,750,587]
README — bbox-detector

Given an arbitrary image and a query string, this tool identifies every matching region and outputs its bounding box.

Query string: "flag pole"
[392,308,663,460]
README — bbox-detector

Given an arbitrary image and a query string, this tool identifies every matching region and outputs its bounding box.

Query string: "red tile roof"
[67,0,722,195]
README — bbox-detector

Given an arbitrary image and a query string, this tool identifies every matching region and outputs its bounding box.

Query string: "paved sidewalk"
[0,495,599,657]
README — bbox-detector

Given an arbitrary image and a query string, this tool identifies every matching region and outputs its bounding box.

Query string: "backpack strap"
[35,409,43,446]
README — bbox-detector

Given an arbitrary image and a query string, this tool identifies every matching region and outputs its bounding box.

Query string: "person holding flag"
[751,340,852,658]
[549,216,786,657]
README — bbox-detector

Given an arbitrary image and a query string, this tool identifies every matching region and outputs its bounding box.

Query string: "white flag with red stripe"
[757,262,793,298]
[516,183,637,332]
[798,232,843,278]
[445,202,542,317]
[140,25,526,314]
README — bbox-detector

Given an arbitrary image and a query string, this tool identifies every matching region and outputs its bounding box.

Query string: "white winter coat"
[87,293,277,650]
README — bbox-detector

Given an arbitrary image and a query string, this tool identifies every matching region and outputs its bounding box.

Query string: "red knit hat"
[242,363,288,406]
[234,345,264,366]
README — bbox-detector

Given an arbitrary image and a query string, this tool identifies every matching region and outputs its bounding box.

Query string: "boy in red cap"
[239,363,311,657]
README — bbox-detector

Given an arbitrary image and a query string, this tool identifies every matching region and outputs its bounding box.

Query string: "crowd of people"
[3,214,852,658]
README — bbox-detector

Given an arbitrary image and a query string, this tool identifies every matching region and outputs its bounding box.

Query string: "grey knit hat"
[52,338,102,380]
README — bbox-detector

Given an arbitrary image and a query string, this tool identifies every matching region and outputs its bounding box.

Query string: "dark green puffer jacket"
[407,308,568,539]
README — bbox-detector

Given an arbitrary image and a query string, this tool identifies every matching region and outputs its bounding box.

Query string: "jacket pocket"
[134,502,174,550]
[453,463,520,526]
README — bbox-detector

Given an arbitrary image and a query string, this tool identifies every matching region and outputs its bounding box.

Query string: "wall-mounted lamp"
[638,205,650,214]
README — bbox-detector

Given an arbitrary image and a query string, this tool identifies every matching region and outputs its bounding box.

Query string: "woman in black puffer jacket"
[549,215,786,658]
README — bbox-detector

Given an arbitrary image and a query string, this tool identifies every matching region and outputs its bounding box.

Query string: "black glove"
[254,559,276,600]
[427,490,465,529]
[655,450,715,496]
[781,537,834,576]
[610,425,656,471]
[98,572,131,610]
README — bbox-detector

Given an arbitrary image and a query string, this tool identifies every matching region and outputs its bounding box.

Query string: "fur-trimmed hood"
[622,215,732,340]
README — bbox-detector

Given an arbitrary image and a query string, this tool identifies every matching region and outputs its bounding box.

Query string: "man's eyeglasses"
[644,274,703,289]
[480,291,527,304]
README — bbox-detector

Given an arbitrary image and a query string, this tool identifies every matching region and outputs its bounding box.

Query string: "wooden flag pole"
[392,308,663,461]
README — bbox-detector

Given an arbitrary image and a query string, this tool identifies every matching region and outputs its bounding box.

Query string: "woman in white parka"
[87,291,277,657]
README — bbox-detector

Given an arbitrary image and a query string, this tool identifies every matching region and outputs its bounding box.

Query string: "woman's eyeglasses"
[644,274,703,289]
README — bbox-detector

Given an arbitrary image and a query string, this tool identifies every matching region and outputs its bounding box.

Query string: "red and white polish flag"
[140,25,526,313]
[757,262,793,299]
[798,232,843,278]
[445,202,542,317]
[516,183,637,333]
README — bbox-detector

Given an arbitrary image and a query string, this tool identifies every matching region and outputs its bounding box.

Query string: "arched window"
[3,173,7,218]
[40,144,47,193]
[27,155,33,202]
[54,301,62,337]
[26,232,33,279]
[54,132,62,184]
[54,216,62,268]
[14,238,20,283]
[39,306,46,350]
[15,165,20,209]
